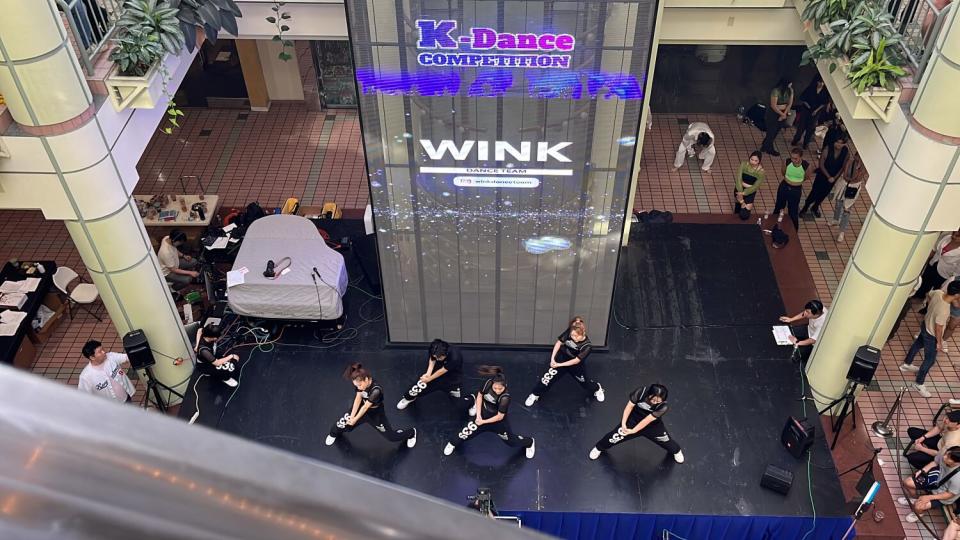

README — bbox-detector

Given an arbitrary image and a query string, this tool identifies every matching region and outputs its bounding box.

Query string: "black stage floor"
[181,223,845,517]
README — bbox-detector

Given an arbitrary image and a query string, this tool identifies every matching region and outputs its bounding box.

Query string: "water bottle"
[36,263,45,274]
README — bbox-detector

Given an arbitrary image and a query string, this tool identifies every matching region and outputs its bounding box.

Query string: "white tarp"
[228,215,347,320]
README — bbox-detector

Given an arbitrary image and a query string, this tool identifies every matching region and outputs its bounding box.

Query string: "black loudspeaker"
[846,345,880,386]
[761,464,794,495]
[122,329,155,370]
[781,416,815,459]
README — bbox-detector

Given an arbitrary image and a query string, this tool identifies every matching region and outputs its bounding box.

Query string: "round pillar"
[911,4,960,137]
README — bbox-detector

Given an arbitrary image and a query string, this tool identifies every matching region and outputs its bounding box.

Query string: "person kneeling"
[898,446,960,523]
[196,324,239,387]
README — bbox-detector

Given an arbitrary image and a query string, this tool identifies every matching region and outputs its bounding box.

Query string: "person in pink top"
[77,340,136,404]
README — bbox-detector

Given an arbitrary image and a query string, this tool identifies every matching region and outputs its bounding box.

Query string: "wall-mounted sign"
[345,0,658,345]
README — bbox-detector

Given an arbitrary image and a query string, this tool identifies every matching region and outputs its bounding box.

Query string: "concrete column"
[0,0,193,402]
[236,39,271,111]
[805,5,960,408]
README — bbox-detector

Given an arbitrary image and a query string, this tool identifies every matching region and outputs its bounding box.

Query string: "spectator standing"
[760,78,794,157]
[772,147,813,232]
[791,76,829,149]
[734,151,765,220]
[830,151,867,242]
[77,340,135,404]
[801,135,850,218]
[915,229,960,299]
[900,281,960,398]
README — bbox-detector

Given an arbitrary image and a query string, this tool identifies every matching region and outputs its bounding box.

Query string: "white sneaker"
[949,399,960,406]
[397,398,411,410]
[449,388,461,398]
[325,435,336,446]
[468,406,476,417]
[525,438,536,459]
[896,496,910,507]
[525,394,539,407]
[914,383,932,398]
[224,378,238,387]
[406,428,417,448]
[443,442,455,456]
[594,384,605,402]
[899,363,920,373]
[674,450,685,463]
[589,447,601,460]
[836,232,845,242]
[906,512,920,523]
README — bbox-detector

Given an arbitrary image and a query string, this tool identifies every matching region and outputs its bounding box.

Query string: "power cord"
[798,362,817,540]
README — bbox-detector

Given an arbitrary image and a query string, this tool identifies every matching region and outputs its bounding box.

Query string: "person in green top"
[772,147,812,232]
[734,151,765,220]
[760,78,794,157]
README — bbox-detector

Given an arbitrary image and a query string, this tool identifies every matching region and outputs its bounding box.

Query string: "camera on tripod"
[467,487,497,517]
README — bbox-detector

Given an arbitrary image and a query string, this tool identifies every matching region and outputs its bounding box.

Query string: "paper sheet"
[21,278,40,292]
[226,270,245,288]
[0,311,27,336]
[0,293,27,309]
[0,281,21,293]
[222,223,238,233]
[772,325,794,346]
[204,237,229,250]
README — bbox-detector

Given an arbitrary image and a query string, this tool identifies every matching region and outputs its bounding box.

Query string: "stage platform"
[181,223,849,538]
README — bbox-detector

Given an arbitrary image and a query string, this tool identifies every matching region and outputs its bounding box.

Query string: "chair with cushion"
[52,266,102,321]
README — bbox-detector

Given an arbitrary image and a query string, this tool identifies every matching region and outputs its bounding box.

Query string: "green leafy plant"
[109,26,163,76]
[801,0,851,29]
[267,1,293,61]
[168,0,242,52]
[848,38,907,92]
[116,0,184,56]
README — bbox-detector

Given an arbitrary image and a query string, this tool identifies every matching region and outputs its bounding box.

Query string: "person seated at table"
[158,229,198,290]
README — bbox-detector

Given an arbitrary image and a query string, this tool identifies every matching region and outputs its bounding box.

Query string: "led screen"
[345,0,657,345]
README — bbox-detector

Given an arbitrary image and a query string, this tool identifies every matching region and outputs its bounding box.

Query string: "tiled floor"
[0,103,949,537]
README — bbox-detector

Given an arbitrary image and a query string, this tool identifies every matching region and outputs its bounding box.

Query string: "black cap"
[947,410,960,423]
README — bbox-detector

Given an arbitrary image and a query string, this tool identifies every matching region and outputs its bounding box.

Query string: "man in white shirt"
[158,229,199,290]
[77,339,136,403]
[779,299,828,363]
[672,122,716,173]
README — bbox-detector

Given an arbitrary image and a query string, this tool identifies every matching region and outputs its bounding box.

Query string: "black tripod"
[141,365,184,413]
[818,379,864,450]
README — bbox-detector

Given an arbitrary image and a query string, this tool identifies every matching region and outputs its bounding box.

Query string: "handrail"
[55,0,125,76]
[886,0,952,82]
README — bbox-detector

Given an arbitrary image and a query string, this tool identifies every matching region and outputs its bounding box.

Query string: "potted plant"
[105,0,184,111]
[797,0,907,122]
[169,0,243,52]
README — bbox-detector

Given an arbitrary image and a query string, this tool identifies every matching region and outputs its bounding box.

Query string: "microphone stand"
[311,272,324,321]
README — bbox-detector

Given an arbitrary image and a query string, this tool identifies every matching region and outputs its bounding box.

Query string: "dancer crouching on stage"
[326,363,417,448]
[397,339,463,410]
[525,317,604,407]
[443,366,535,459]
[588,383,684,463]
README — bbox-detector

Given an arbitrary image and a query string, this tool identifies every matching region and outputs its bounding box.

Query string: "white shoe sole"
[525,439,536,459]
[325,436,336,446]
[397,399,410,410]
[589,448,601,460]
[406,429,417,448]
[525,395,538,407]
[443,443,455,456]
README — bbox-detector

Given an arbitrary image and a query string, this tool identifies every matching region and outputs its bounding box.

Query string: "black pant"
[403,376,461,402]
[904,427,940,469]
[595,417,681,454]
[197,360,235,382]
[450,416,533,449]
[773,181,803,231]
[329,407,413,443]
[530,362,599,397]
[791,106,818,148]
[801,174,835,214]
[888,297,915,341]
[761,109,785,153]
[734,190,757,214]
[914,262,947,299]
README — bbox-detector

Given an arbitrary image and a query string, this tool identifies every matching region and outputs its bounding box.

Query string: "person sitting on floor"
[158,229,199,290]
[905,410,960,470]
[898,446,960,523]
[779,300,828,362]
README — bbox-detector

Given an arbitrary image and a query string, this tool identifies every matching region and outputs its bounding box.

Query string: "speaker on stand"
[123,330,183,412]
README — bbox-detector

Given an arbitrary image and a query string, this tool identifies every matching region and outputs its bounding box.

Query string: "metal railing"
[886,0,953,82]
[56,0,125,76]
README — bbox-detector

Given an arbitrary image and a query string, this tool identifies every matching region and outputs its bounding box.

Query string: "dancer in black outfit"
[589,384,684,463]
[195,324,239,387]
[443,366,535,458]
[525,317,604,407]
[326,363,417,448]
[800,135,849,217]
[397,339,463,410]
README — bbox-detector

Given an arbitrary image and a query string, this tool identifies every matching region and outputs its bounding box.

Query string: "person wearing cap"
[158,229,199,290]
[779,300,828,363]
[904,410,960,470]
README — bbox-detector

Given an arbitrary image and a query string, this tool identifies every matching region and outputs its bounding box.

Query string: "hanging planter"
[105,53,182,111]
[827,58,901,122]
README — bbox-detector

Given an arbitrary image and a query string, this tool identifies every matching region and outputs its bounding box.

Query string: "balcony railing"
[56,0,124,76]
[887,0,953,82]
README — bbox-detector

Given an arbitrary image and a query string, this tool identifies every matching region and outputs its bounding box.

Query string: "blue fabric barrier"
[500,511,853,540]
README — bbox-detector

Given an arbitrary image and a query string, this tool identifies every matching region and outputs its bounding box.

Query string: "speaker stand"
[141,366,184,413]
[818,380,863,450]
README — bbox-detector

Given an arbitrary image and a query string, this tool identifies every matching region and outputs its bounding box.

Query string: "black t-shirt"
[556,330,592,362]
[357,381,384,408]
[628,386,668,422]
[480,378,510,418]
[433,345,463,381]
